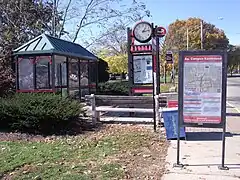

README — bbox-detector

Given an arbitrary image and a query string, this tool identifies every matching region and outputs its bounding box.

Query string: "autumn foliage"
[160,17,230,74]
[164,17,229,50]
[98,49,128,74]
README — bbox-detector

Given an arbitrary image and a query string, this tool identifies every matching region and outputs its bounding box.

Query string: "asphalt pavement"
[227,77,240,112]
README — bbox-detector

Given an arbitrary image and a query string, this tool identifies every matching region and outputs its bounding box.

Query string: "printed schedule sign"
[177,51,228,169]
[178,51,227,127]
[183,55,222,124]
[133,55,153,84]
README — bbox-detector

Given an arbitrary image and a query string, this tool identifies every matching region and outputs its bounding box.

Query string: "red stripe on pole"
[153,55,157,72]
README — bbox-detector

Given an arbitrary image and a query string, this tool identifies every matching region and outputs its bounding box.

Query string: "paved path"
[162,77,240,180]
[162,107,240,180]
[227,77,240,112]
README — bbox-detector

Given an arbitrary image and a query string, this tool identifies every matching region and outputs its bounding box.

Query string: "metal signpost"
[166,51,175,84]
[166,51,173,64]
[127,21,166,131]
[176,50,228,170]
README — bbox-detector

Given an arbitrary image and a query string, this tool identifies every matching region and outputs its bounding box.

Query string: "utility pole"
[187,28,189,50]
[200,20,203,49]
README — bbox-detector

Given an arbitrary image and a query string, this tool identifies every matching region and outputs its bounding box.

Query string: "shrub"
[0,93,85,134]
[97,81,129,95]
[0,64,15,97]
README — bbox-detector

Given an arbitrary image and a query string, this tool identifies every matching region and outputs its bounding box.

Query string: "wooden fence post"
[155,94,160,125]
[91,94,97,126]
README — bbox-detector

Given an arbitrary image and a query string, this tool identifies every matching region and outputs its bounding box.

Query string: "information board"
[179,51,227,127]
[176,50,228,169]
[133,55,153,84]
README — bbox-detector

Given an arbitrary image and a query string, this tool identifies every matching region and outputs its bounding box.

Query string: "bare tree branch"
[72,0,94,42]
[58,0,72,38]
[56,0,150,46]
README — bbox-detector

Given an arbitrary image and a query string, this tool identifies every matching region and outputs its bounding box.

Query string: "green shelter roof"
[13,34,98,61]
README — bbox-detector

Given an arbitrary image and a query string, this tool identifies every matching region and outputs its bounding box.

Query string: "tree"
[93,23,129,77]
[228,45,240,76]
[164,17,229,51]
[161,17,229,77]
[56,0,150,47]
[0,0,60,95]
[0,0,60,61]
[97,49,128,75]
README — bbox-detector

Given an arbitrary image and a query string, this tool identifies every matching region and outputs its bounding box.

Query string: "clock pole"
[151,23,157,131]
[128,21,166,132]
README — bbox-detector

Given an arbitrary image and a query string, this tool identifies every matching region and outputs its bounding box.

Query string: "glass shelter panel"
[69,58,80,99]
[89,61,97,94]
[89,61,97,86]
[36,56,52,89]
[18,57,34,89]
[54,55,67,87]
[81,88,90,98]
[80,60,89,98]
[69,58,79,88]
[80,60,89,86]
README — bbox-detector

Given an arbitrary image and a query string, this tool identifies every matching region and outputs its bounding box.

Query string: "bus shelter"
[12,33,98,99]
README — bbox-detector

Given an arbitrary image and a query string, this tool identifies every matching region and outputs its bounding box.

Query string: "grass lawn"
[161,84,173,93]
[0,125,168,180]
[160,76,171,83]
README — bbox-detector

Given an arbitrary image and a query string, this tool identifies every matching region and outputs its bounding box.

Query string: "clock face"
[133,22,152,43]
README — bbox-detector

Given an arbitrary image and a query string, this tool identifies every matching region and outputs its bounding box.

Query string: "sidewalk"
[162,107,240,180]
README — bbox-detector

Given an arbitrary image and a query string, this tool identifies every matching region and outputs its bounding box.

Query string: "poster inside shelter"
[133,55,152,84]
[183,55,223,124]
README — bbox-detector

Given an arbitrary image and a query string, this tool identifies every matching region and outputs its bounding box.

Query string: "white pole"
[200,20,203,49]
[187,28,189,50]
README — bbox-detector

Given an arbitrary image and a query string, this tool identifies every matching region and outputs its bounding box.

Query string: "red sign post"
[127,22,166,132]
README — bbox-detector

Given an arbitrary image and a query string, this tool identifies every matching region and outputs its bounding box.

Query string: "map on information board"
[133,55,152,84]
[183,55,223,124]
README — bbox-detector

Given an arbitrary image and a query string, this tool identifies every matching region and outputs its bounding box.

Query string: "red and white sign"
[184,116,221,123]
[168,100,178,108]
[155,26,166,37]
[183,55,223,124]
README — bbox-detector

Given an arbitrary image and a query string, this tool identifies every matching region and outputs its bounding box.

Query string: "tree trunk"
[164,64,167,84]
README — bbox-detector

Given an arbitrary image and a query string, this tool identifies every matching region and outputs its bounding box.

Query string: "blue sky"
[140,0,240,45]
[62,0,240,46]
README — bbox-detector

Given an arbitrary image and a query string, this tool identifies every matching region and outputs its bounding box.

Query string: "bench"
[85,94,168,125]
